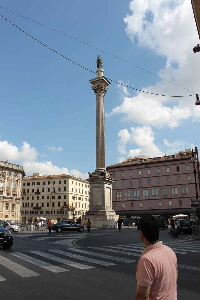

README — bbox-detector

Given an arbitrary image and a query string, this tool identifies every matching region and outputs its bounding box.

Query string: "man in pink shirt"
[135,216,178,300]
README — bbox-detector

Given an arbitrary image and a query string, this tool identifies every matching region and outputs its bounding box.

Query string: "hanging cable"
[0,14,195,98]
[0,4,196,95]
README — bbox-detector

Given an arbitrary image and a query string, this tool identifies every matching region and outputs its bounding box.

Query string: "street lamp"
[195,94,200,105]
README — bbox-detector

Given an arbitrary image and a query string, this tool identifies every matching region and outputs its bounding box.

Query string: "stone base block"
[85,210,118,229]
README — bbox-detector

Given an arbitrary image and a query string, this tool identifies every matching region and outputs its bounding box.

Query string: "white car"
[3,221,20,232]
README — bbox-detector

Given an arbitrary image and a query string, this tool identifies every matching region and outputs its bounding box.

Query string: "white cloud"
[163,139,185,148]
[109,0,200,129]
[0,141,37,162]
[45,146,63,152]
[0,140,87,180]
[118,126,163,158]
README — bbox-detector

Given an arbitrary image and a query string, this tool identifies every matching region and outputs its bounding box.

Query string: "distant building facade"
[107,150,199,218]
[21,173,90,222]
[0,161,25,223]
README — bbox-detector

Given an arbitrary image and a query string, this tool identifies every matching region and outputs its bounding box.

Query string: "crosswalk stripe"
[0,255,39,278]
[89,247,141,257]
[104,246,142,253]
[70,248,136,263]
[0,275,6,281]
[178,264,200,271]
[50,250,115,266]
[31,251,94,270]
[11,252,68,273]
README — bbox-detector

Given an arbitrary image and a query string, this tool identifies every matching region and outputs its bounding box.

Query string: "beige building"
[21,173,90,222]
[0,161,25,223]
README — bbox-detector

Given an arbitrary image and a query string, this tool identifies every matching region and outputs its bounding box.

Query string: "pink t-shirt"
[136,241,177,300]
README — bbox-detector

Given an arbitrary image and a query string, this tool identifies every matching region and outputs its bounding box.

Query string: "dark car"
[177,219,192,234]
[156,217,168,230]
[123,218,137,226]
[51,221,84,233]
[0,222,13,249]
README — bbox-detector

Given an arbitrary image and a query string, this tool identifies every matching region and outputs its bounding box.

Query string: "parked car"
[177,219,192,234]
[3,221,20,232]
[0,222,13,249]
[51,221,84,233]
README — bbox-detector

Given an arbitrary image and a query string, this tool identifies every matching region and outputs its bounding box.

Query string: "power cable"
[0,14,195,98]
[0,4,196,95]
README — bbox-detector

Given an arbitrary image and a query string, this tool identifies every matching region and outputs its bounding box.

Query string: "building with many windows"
[21,173,90,222]
[0,161,25,223]
[107,149,199,218]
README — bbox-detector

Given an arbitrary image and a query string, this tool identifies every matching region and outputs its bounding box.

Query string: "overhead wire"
[0,4,196,96]
[0,14,195,98]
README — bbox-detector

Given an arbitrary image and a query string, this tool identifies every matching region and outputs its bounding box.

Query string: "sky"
[0,0,200,179]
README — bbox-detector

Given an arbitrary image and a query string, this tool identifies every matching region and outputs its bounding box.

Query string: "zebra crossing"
[0,240,199,282]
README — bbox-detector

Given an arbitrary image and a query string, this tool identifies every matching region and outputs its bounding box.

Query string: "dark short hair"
[139,216,160,242]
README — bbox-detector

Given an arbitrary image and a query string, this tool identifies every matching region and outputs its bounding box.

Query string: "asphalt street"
[0,228,199,300]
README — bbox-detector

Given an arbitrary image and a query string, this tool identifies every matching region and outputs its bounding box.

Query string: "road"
[0,228,199,300]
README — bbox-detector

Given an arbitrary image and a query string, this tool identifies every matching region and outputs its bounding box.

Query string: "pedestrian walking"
[135,216,178,300]
[87,218,91,233]
[82,218,88,234]
[135,218,140,231]
[25,220,29,231]
[47,219,52,234]
[117,218,123,231]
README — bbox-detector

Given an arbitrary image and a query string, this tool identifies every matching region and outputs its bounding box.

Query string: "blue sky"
[0,0,200,178]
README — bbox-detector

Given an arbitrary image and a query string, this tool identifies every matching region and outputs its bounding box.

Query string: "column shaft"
[96,93,105,169]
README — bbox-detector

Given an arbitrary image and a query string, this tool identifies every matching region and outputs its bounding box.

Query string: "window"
[177,176,180,182]
[53,181,55,185]
[32,189,34,193]
[167,177,170,183]
[116,192,122,200]
[188,176,191,181]
[48,181,50,185]
[134,190,139,199]
[147,169,151,175]
[37,182,40,185]
[122,204,125,208]
[58,196,61,199]
[27,182,30,186]
[121,182,124,187]
[52,202,55,208]
[130,181,132,186]
[52,196,55,199]
[157,169,160,174]
[121,172,124,178]
[64,195,66,199]
[58,188,61,192]
[161,188,168,196]
[179,200,182,206]
[43,182,46,185]
[169,201,172,206]
[139,202,143,208]
[138,170,142,176]
[130,171,132,177]
[131,203,134,207]
[48,188,50,192]
[148,179,151,185]
[186,165,190,171]
[23,183,26,186]
[152,189,158,199]
[47,203,49,207]
[157,178,160,184]
[58,202,60,207]
[112,173,115,178]
[6,203,9,210]
[42,196,44,199]
[27,196,29,200]
[176,166,180,171]
[42,188,44,192]
[47,196,49,199]
[139,180,142,185]
[171,187,178,195]
[32,196,34,200]
[166,167,170,173]
[181,186,188,195]
[158,201,162,207]
[149,202,152,209]
[124,191,130,200]
[113,182,116,187]
[142,189,148,199]
[11,204,15,211]
[64,180,66,184]
[27,189,29,193]
[37,196,39,200]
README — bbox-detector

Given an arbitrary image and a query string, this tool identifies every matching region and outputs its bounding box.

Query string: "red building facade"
[107,150,199,218]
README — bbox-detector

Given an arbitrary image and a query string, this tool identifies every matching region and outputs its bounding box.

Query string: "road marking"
[0,275,6,281]
[11,252,68,273]
[0,255,39,278]
[71,248,136,263]
[89,247,141,257]
[31,251,94,270]
[178,264,200,271]
[50,250,116,266]
[104,246,143,253]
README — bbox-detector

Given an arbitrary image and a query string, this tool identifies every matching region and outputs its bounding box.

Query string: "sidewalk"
[18,226,48,234]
